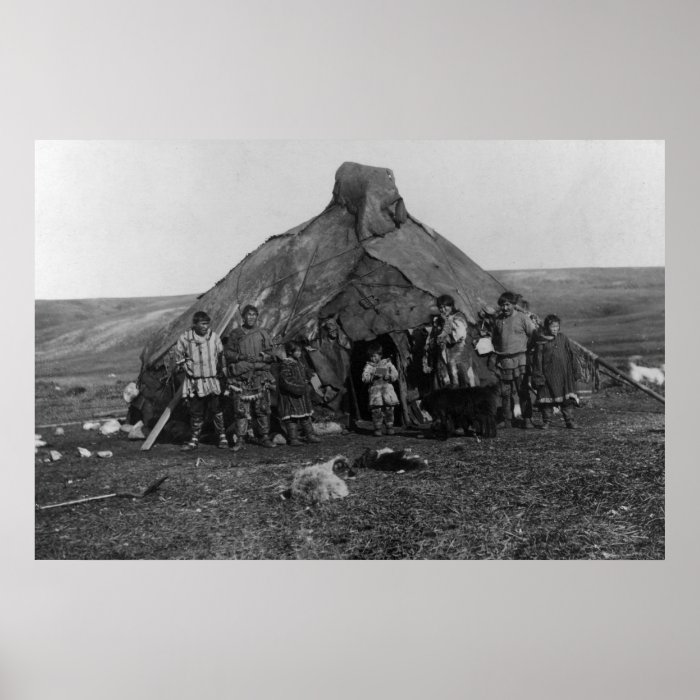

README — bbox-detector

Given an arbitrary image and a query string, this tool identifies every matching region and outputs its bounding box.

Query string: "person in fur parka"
[530,314,581,430]
[278,340,321,446]
[224,304,277,448]
[361,343,400,436]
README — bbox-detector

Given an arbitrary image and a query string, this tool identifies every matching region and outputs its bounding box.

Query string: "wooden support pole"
[570,340,665,405]
[140,382,183,451]
[595,355,666,405]
[346,356,362,428]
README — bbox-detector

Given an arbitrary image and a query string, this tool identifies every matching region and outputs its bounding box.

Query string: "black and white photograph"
[34,140,665,560]
[4,1,698,699]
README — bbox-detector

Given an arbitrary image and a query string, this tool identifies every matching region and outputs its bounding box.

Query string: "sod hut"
[138,161,507,429]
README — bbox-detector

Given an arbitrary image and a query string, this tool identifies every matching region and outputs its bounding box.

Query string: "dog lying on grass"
[283,455,354,505]
[283,448,426,505]
[421,385,499,439]
[352,447,427,472]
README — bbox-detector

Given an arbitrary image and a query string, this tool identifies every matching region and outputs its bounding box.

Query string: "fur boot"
[182,415,203,451]
[285,420,302,446]
[540,405,553,430]
[300,416,321,443]
[371,407,384,437]
[256,414,275,448]
[383,406,396,435]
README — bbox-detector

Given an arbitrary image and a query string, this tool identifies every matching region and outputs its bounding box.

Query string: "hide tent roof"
[140,161,506,370]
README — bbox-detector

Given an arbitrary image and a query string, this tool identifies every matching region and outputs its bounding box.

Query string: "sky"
[35,140,664,300]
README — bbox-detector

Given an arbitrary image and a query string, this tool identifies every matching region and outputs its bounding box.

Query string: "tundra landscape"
[35,267,665,560]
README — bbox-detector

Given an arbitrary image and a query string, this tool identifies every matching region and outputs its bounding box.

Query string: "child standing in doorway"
[531,314,581,430]
[361,343,399,436]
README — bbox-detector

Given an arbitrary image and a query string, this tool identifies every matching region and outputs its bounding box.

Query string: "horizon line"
[35,264,665,303]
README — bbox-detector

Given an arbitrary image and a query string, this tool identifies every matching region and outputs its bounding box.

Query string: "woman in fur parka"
[278,341,321,446]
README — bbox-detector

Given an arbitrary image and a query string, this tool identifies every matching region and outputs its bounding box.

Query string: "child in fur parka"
[531,314,581,430]
[361,343,399,436]
[278,341,321,446]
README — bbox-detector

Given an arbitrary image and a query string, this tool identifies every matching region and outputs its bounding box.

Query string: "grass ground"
[36,378,128,425]
[35,384,664,560]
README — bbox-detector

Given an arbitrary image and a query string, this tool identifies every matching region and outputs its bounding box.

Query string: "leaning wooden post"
[140,382,184,451]
[570,340,665,405]
[141,303,241,451]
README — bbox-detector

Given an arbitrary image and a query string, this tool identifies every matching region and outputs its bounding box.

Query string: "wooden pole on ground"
[141,303,241,451]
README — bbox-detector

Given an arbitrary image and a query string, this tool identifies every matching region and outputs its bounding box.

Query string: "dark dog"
[352,447,427,472]
[421,386,499,439]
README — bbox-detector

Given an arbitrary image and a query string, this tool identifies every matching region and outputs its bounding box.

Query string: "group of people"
[172,290,582,451]
[173,303,402,450]
[175,304,324,451]
[423,291,582,430]
[491,291,582,430]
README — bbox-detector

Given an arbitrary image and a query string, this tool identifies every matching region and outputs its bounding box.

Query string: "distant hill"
[494,267,664,362]
[35,295,197,379]
[35,267,664,380]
